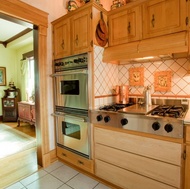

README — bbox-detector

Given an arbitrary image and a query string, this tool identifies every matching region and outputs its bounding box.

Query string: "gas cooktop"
[91,99,189,138]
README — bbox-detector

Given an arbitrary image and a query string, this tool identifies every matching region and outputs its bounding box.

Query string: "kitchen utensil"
[95,11,108,47]
[143,85,152,106]
[119,85,131,104]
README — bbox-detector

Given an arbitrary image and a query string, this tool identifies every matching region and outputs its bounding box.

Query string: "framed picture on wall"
[0,67,6,86]
[154,71,172,92]
[129,67,144,86]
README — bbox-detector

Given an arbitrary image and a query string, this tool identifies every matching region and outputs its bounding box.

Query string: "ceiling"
[0,13,33,49]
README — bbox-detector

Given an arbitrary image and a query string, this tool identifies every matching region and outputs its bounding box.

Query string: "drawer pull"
[78,160,84,165]
[151,14,155,28]
[62,153,67,157]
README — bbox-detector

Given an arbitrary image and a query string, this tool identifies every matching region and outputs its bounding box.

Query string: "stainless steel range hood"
[102,31,189,64]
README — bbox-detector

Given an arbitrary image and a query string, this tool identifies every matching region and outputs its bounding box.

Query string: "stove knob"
[104,116,110,123]
[164,123,173,133]
[96,115,103,122]
[121,118,128,126]
[152,122,160,131]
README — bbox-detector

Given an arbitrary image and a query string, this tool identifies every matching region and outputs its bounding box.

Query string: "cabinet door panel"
[143,0,187,39]
[185,145,190,189]
[109,6,142,46]
[71,8,92,54]
[53,19,70,59]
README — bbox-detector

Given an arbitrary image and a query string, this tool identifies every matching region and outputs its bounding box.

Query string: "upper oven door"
[54,69,88,110]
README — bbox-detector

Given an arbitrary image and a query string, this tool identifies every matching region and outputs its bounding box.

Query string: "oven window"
[62,121,81,140]
[60,80,79,95]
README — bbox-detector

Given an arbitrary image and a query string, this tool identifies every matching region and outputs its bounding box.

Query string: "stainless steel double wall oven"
[52,53,90,158]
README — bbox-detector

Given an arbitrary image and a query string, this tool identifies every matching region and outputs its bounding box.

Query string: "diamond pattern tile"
[94,45,190,107]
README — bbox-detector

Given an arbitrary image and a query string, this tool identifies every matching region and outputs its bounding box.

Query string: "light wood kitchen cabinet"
[108,5,142,46]
[142,0,187,39]
[57,146,94,174]
[17,102,35,126]
[71,7,92,55]
[94,126,183,189]
[185,125,190,189]
[52,4,94,59]
[52,18,71,59]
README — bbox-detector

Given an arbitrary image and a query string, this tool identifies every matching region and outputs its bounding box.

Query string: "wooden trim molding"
[0,0,49,167]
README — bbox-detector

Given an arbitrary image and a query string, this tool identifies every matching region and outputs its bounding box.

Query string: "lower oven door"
[55,113,90,158]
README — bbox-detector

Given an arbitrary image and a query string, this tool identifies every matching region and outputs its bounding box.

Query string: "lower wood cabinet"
[185,125,190,189]
[94,127,183,189]
[57,146,94,174]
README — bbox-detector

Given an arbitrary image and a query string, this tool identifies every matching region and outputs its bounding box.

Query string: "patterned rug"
[0,123,36,159]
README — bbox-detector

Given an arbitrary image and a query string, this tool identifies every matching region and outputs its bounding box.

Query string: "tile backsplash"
[94,45,190,108]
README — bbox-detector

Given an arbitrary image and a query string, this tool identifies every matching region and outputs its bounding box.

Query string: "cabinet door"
[71,8,92,54]
[143,0,187,39]
[53,19,70,59]
[109,6,142,46]
[185,126,190,189]
[185,145,190,189]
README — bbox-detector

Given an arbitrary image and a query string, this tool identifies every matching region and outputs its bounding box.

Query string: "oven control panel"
[54,53,88,72]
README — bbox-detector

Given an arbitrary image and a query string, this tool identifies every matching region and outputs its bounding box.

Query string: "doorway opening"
[0,13,40,188]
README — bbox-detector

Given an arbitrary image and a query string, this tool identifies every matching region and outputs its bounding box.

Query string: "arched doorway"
[0,0,49,167]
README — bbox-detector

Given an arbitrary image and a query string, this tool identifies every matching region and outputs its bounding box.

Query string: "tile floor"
[5,161,112,189]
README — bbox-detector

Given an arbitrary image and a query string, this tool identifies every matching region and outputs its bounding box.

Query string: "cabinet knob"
[127,22,131,34]
[61,40,65,49]
[151,14,155,28]
[75,34,79,46]
[78,160,84,165]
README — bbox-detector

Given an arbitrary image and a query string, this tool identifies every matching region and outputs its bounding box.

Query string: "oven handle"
[51,69,88,77]
[52,113,88,122]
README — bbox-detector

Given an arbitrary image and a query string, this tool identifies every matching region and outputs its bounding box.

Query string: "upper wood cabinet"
[108,5,142,46]
[52,3,100,59]
[71,7,92,55]
[142,0,187,39]
[52,19,71,59]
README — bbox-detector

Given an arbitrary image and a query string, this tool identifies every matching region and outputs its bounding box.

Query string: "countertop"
[118,104,159,115]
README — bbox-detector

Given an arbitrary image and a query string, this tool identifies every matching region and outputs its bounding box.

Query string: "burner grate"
[151,105,185,118]
[99,103,134,112]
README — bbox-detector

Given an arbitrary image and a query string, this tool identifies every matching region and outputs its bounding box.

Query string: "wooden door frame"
[0,0,49,167]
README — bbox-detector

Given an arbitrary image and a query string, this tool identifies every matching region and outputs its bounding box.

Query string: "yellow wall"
[0,43,33,116]
[0,45,17,115]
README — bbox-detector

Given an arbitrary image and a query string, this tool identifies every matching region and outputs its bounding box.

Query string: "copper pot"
[118,85,130,104]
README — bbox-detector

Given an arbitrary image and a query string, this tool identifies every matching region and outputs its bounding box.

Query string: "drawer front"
[95,144,181,188]
[95,160,176,189]
[94,127,182,165]
[18,104,31,120]
[57,147,94,173]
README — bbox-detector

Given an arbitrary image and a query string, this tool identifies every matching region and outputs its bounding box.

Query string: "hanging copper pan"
[95,11,108,47]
